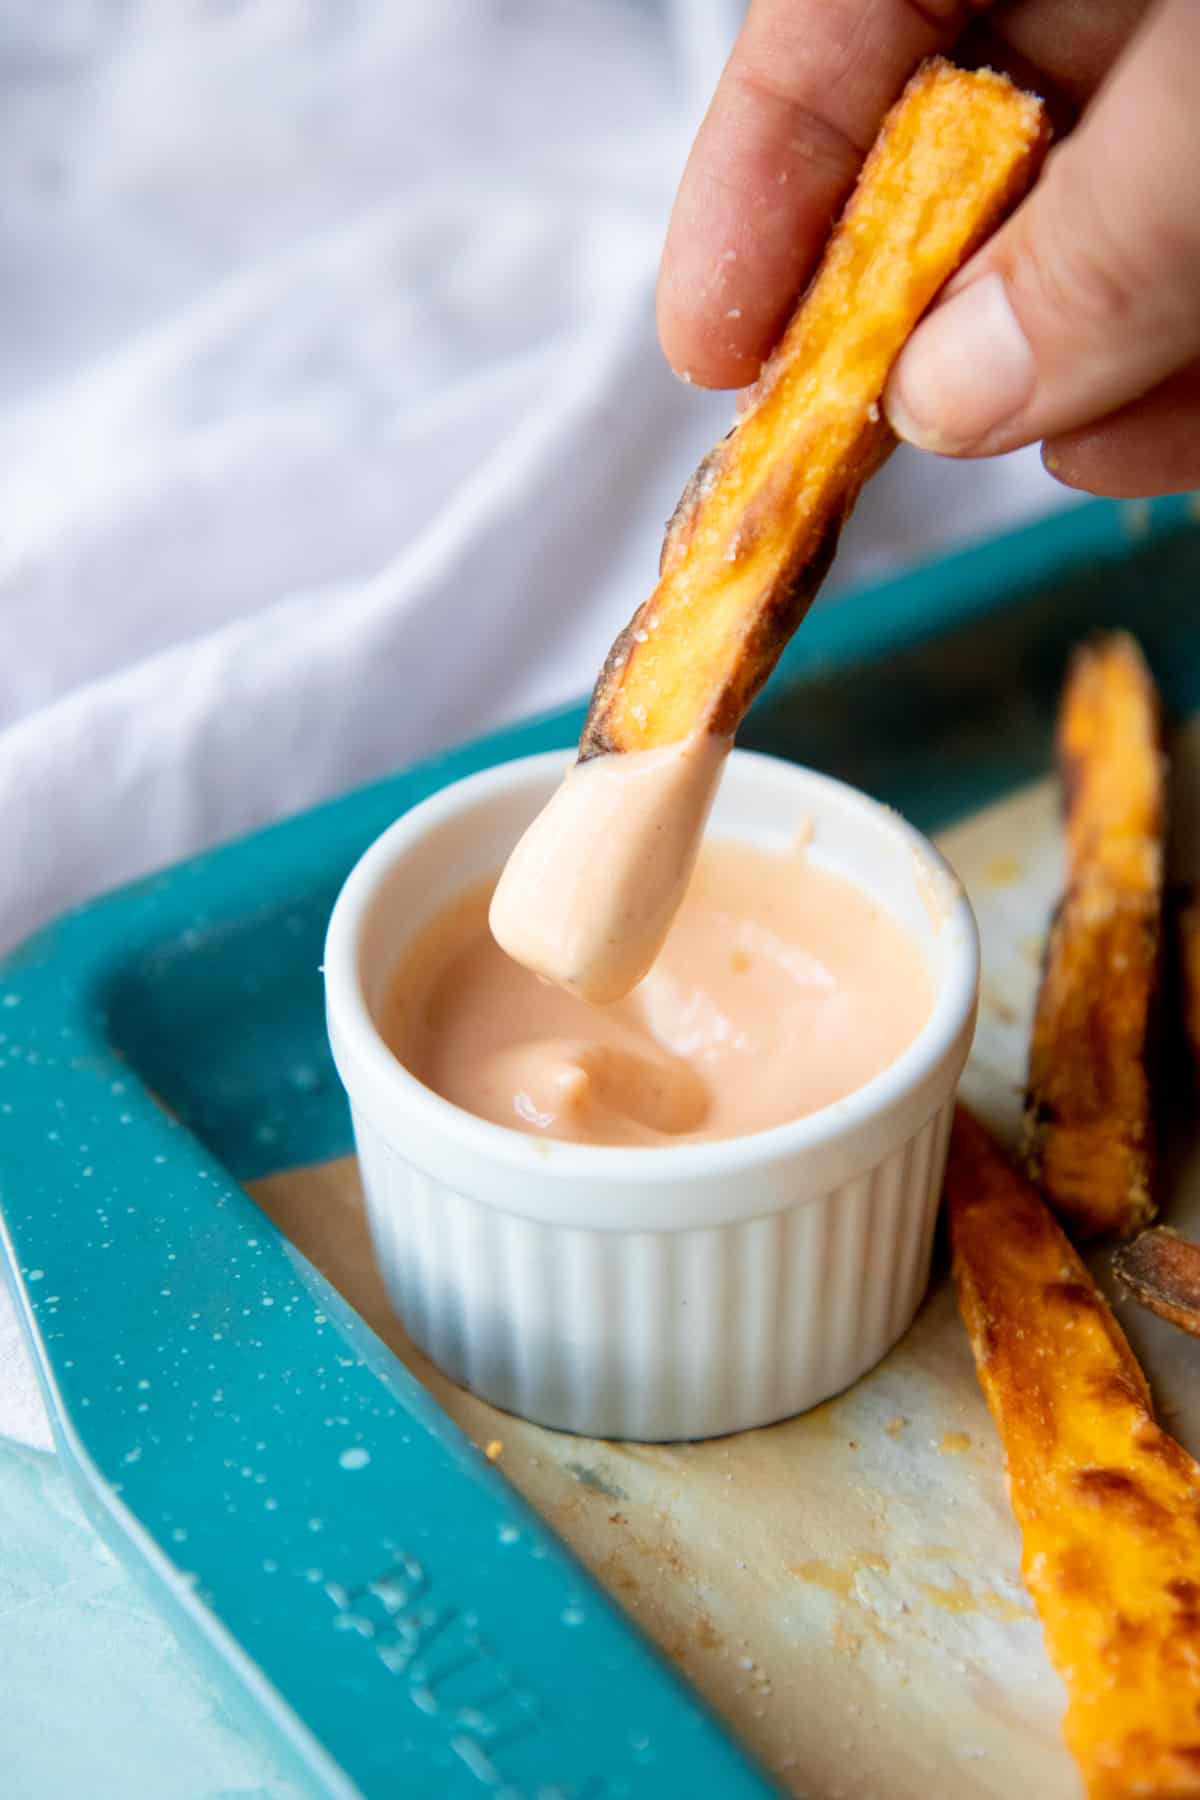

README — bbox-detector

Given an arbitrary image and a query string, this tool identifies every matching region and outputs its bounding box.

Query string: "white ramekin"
[325,749,978,1442]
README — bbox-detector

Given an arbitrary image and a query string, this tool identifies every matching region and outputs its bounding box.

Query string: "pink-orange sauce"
[383,840,931,1148]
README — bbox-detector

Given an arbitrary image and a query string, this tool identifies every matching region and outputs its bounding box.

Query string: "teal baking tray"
[3,492,1200,1798]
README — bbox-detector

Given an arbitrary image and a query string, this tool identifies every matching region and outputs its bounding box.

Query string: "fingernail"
[885,273,1035,453]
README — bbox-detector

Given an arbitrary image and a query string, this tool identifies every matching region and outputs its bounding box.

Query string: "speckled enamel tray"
[3,494,1199,1799]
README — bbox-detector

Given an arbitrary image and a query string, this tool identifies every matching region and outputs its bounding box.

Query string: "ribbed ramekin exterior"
[352,1097,954,1442]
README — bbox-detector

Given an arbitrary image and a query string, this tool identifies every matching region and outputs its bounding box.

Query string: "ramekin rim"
[323,748,979,1186]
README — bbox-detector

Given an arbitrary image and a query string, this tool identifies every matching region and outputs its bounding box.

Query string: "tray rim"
[1,490,1196,1798]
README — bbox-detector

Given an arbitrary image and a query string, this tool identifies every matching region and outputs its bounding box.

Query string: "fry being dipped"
[949,1107,1200,1800]
[1024,633,1167,1238]
[491,59,1047,1002]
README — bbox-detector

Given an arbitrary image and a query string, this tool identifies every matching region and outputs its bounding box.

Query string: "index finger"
[656,0,978,388]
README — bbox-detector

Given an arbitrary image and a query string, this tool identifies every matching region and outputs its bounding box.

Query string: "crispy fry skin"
[949,1107,1200,1800]
[1027,895,1161,1234]
[1024,634,1167,1238]
[1114,1227,1200,1340]
[579,61,1047,760]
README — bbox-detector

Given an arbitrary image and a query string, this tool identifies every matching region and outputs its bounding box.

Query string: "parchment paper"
[249,729,1200,1799]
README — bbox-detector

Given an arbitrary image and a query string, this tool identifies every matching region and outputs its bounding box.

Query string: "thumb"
[884,0,1200,458]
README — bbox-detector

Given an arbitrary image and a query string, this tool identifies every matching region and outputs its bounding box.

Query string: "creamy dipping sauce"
[383,840,932,1148]
[489,735,729,1004]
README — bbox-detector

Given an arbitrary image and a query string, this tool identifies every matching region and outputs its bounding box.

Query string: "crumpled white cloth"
[0,0,1070,1449]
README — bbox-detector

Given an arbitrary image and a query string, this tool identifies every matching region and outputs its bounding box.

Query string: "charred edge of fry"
[577,59,1048,764]
[713,508,848,735]
[581,630,644,761]
[1113,1228,1200,1340]
[1024,632,1167,1240]
[657,436,730,580]
[579,446,878,765]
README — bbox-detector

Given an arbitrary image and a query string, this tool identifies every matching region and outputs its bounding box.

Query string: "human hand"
[657,1,1200,497]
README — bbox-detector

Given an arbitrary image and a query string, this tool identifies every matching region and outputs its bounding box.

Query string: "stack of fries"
[951,634,1200,1798]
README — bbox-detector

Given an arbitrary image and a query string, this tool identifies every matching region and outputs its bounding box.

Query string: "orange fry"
[1024,633,1167,1238]
[580,60,1047,760]
[950,1106,1200,1800]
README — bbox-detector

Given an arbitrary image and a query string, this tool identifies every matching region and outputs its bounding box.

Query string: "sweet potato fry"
[1024,633,1167,1238]
[1114,1227,1200,1340]
[949,1106,1200,1800]
[579,60,1047,760]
